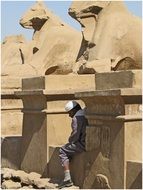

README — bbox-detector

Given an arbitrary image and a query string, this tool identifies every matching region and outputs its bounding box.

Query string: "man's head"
[65,100,81,118]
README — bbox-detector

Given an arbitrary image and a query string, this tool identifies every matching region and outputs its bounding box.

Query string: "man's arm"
[68,117,80,143]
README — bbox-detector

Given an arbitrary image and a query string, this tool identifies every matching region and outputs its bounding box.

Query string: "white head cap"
[65,100,78,112]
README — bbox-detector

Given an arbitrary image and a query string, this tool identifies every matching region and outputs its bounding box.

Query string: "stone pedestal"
[76,83,142,188]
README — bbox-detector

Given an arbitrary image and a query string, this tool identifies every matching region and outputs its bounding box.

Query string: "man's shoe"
[58,179,73,189]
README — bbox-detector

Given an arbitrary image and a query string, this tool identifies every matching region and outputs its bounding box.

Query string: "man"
[58,100,88,189]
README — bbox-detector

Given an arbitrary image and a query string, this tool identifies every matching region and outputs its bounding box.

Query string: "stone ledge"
[86,114,142,122]
[15,90,43,96]
[15,88,98,96]
[116,114,142,121]
[22,75,96,91]
[22,109,66,114]
[15,88,142,98]
[2,135,22,138]
[76,88,142,98]
[1,90,21,98]
[43,89,94,95]
[2,108,22,112]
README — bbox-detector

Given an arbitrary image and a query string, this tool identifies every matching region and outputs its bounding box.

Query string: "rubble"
[1,168,79,189]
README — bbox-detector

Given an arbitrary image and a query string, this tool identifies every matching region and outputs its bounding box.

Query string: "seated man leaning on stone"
[58,100,88,189]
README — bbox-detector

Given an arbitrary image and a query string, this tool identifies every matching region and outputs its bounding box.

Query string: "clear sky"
[1,1,142,41]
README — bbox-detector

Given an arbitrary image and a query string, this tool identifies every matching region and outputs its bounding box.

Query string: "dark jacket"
[68,109,88,148]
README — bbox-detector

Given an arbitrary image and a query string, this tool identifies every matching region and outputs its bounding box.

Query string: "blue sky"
[1,1,142,41]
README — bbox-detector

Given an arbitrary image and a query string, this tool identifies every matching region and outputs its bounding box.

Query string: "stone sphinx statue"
[1,35,36,77]
[2,1,141,77]
[69,1,142,73]
[19,1,82,75]
[2,1,82,77]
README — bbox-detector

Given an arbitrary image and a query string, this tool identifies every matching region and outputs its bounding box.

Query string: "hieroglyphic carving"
[86,124,111,158]
[101,126,110,158]
[86,126,100,151]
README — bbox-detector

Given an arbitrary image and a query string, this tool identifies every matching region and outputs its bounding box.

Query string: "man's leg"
[63,161,71,183]
[58,143,84,188]
[59,145,72,187]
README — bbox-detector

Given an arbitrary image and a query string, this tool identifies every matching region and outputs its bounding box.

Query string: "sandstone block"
[2,180,21,189]
[19,185,33,189]
[34,178,57,189]
[1,112,23,136]
[1,136,22,170]
[11,170,30,184]
[2,168,14,180]
[126,161,142,189]
[95,70,141,90]
[22,75,96,92]
[27,172,42,185]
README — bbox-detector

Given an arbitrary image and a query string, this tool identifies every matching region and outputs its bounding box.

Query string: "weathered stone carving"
[94,174,111,189]
[1,35,35,77]
[69,1,142,73]
[2,1,141,77]
[2,1,82,77]
[19,1,82,75]
[101,126,110,158]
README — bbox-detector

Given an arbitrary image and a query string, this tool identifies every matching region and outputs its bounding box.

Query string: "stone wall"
[1,70,142,189]
[13,75,95,177]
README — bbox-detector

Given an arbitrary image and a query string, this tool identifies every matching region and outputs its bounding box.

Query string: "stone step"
[126,160,142,189]
[48,145,86,188]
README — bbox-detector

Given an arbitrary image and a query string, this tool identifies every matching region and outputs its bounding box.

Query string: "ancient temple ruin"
[1,1,142,189]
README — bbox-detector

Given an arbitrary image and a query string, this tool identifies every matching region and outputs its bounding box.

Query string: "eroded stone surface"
[94,174,111,189]
[1,35,35,77]
[2,180,21,189]
[2,1,142,77]
[12,170,30,184]
[2,1,81,78]
[69,1,142,73]
[2,168,15,180]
